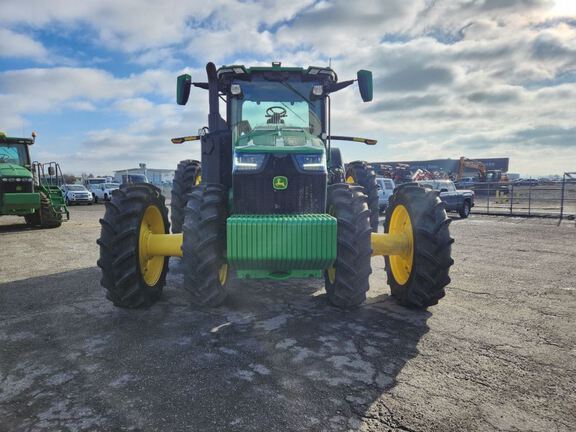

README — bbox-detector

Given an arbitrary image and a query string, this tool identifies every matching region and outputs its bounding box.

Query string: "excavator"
[456,157,508,184]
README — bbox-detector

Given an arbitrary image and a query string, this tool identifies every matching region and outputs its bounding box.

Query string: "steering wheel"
[265,106,287,118]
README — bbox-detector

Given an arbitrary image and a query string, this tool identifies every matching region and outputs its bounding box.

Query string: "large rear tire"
[324,184,372,309]
[384,183,454,309]
[328,147,345,185]
[97,184,170,308]
[182,183,229,307]
[345,161,379,232]
[171,159,201,233]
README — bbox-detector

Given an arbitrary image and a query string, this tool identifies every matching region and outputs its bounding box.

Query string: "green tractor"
[98,62,453,309]
[0,132,69,228]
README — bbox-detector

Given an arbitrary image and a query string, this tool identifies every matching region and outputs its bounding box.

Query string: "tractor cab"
[0,133,36,215]
[226,68,329,150]
[0,132,33,172]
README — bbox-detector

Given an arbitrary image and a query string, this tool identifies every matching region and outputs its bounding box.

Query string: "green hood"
[0,163,32,178]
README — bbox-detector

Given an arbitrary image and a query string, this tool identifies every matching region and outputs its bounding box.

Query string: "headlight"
[294,153,326,171]
[233,153,266,171]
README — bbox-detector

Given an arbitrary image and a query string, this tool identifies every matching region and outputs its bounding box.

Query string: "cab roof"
[0,133,34,145]
[216,63,338,83]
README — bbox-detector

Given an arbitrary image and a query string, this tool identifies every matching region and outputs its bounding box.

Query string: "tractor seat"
[266,114,285,124]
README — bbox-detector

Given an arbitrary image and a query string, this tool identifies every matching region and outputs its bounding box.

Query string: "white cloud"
[0,28,48,60]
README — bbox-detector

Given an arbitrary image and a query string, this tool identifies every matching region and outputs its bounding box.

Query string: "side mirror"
[440,188,448,193]
[357,70,373,102]
[48,166,55,176]
[177,74,192,106]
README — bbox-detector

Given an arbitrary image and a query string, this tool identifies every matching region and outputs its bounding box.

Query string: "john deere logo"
[273,176,288,190]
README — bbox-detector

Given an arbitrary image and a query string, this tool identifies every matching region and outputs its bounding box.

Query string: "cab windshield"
[0,143,28,165]
[230,78,324,149]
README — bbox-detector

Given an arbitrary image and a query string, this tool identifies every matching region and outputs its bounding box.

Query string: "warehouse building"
[113,163,175,186]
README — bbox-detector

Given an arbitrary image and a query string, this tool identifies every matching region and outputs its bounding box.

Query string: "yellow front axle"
[146,233,183,257]
[141,232,410,259]
[370,232,411,256]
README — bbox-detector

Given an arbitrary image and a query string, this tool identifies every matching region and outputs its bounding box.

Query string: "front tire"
[24,213,37,226]
[171,159,201,233]
[182,183,229,307]
[384,183,454,309]
[39,192,62,228]
[345,161,379,232]
[324,184,372,309]
[459,200,471,218]
[97,184,170,308]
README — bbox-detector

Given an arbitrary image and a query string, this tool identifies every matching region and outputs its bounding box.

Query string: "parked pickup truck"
[93,182,120,203]
[417,179,474,218]
[375,177,395,213]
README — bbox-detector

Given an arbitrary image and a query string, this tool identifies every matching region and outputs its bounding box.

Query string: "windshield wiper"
[280,80,312,104]
[279,101,307,124]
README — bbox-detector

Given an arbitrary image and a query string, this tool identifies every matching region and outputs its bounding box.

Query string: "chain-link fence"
[159,184,172,204]
[460,172,576,220]
[159,175,576,221]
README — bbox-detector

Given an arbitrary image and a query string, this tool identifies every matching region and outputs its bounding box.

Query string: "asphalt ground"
[0,204,575,431]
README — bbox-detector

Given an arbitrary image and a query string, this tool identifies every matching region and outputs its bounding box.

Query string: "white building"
[113,163,175,186]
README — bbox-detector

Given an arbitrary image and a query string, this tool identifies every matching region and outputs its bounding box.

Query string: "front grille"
[233,154,326,214]
[0,180,33,194]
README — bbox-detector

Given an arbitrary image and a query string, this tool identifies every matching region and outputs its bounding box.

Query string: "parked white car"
[375,177,395,212]
[93,182,120,203]
[61,184,93,205]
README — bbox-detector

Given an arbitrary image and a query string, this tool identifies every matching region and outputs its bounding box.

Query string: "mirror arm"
[328,135,377,145]
[171,136,201,144]
[326,80,354,93]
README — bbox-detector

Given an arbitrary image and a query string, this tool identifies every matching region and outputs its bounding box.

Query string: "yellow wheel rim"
[346,175,355,184]
[139,205,166,286]
[388,204,414,285]
[195,174,202,185]
[219,264,228,285]
[327,266,336,283]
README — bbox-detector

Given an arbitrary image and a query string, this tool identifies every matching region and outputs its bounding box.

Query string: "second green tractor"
[0,132,68,228]
[98,62,453,309]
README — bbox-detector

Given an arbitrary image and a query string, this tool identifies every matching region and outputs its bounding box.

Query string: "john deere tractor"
[98,62,453,309]
[0,132,68,228]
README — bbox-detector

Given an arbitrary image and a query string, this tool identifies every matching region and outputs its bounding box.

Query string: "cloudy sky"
[1,0,575,176]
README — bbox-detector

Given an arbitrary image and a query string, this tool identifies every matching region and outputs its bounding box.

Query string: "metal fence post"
[528,182,532,216]
[560,173,566,221]
[509,184,514,215]
[487,182,490,214]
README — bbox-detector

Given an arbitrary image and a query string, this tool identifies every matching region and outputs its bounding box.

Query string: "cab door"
[441,182,457,210]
